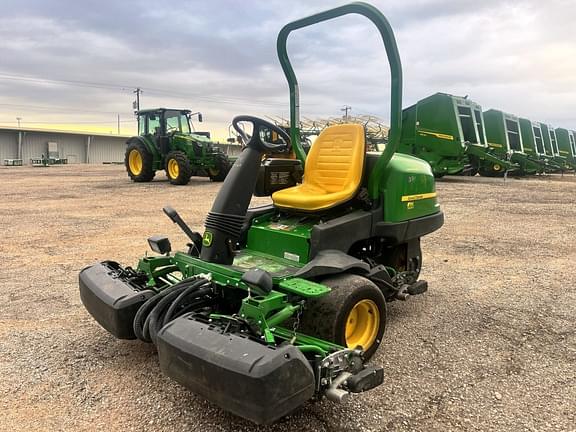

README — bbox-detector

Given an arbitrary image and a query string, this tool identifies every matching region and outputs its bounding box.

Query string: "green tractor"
[125,108,232,185]
[398,92,513,177]
[80,3,443,424]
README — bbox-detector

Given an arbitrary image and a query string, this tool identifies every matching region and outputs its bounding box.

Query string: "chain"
[290,301,305,344]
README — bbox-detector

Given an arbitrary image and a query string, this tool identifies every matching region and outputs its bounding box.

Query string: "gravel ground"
[0,165,574,432]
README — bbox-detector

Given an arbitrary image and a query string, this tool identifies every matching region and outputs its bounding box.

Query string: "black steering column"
[200,116,291,265]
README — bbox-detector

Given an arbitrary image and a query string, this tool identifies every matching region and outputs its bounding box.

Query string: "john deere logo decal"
[202,231,213,247]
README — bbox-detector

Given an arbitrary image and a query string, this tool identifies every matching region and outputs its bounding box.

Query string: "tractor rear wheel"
[299,274,386,360]
[125,141,155,182]
[208,152,232,182]
[165,151,193,185]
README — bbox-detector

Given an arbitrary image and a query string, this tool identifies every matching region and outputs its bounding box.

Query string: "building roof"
[0,125,132,138]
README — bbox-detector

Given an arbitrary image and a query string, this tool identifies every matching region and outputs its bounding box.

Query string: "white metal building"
[0,126,130,164]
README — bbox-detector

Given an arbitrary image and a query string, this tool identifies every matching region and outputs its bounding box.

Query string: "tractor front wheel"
[208,152,232,182]
[165,151,192,185]
[125,141,155,182]
[299,274,386,360]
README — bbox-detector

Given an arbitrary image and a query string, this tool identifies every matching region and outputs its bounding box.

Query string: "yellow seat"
[272,124,365,211]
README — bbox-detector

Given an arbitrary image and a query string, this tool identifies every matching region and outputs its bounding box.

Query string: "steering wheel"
[232,115,291,153]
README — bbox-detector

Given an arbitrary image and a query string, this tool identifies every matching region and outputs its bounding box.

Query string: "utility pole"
[341,105,351,120]
[16,117,22,128]
[133,87,142,132]
[133,87,142,112]
[117,114,120,134]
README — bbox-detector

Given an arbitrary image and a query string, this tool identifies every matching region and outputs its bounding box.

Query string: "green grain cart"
[399,93,511,177]
[482,109,542,176]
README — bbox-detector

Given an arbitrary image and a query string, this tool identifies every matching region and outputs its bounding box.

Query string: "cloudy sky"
[0,0,575,139]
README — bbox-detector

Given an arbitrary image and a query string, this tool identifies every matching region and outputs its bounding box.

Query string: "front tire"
[165,151,192,185]
[125,141,155,182]
[299,274,386,360]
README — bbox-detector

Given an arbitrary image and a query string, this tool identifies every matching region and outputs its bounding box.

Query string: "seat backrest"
[304,124,365,193]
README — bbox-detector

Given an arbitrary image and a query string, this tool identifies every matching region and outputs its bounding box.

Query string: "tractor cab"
[137,108,193,145]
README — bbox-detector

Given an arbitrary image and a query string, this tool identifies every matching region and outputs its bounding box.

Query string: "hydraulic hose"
[133,277,212,344]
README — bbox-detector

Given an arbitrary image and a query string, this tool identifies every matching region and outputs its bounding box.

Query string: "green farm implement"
[555,128,576,170]
[480,109,539,176]
[542,124,573,172]
[398,92,512,177]
[517,118,548,173]
[80,3,443,424]
[126,108,231,185]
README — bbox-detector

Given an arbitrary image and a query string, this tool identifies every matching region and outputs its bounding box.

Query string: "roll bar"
[276,2,403,198]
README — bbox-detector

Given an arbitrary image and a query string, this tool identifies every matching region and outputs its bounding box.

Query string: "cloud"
[0,0,574,137]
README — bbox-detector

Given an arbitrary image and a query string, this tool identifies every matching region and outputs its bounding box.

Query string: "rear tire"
[125,140,155,182]
[165,151,192,185]
[299,274,386,360]
[208,152,232,182]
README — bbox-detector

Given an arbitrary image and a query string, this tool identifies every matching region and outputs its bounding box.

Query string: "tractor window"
[549,129,559,155]
[473,110,486,145]
[457,106,478,143]
[148,115,161,135]
[166,115,180,133]
[569,132,576,156]
[533,126,544,154]
[138,117,146,135]
[505,119,521,151]
[165,112,191,134]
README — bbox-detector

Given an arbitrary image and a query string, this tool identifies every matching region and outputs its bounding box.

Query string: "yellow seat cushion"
[272,124,365,211]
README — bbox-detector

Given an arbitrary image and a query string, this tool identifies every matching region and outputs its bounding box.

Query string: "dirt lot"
[0,165,574,432]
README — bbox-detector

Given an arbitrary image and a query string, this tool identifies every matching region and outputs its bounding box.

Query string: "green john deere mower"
[80,3,443,424]
[126,108,231,185]
[398,93,513,177]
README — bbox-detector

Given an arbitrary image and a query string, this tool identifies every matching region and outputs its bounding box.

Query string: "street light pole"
[16,117,22,128]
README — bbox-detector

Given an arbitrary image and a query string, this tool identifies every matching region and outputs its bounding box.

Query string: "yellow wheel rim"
[493,164,502,171]
[128,149,143,175]
[167,159,180,179]
[345,299,380,350]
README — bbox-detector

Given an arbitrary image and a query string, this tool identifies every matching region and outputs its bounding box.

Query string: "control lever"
[163,206,203,252]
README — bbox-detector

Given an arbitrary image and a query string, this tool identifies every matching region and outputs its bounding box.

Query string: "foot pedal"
[407,280,428,296]
[346,366,384,393]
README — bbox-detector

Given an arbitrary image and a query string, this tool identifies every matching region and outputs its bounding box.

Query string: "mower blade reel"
[79,262,155,339]
[157,315,315,424]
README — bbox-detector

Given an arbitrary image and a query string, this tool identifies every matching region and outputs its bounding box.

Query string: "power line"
[0,119,135,125]
[0,71,292,108]
[0,72,130,91]
[0,102,133,116]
